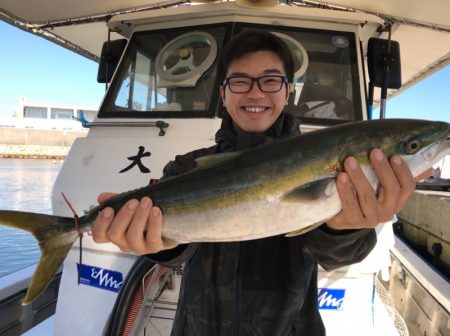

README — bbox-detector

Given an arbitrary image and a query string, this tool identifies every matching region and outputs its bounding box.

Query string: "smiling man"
[93,30,417,335]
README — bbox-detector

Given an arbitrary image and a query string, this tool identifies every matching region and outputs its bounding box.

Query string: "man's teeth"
[245,107,266,113]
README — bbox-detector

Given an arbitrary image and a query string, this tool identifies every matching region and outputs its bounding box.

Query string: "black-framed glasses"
[222,75,288,93]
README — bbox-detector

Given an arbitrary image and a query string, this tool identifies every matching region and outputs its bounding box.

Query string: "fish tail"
[0,210,77,305]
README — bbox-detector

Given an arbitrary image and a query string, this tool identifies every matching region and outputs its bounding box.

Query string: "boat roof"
[1,0,449,103]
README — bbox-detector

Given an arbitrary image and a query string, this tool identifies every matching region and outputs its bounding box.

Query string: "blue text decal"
[317,288,346,310]
[77,264,123,293]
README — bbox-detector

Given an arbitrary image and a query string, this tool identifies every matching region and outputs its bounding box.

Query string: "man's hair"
[217,30,295,84]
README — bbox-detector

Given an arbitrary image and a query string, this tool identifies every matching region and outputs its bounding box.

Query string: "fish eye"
[403,138,421,154]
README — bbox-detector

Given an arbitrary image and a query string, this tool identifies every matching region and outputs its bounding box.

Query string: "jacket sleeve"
[301,225,377,272]
[146,244,199,268]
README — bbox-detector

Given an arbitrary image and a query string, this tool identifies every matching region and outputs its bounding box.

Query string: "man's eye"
[231,79,250,86]
[261,77,280,84]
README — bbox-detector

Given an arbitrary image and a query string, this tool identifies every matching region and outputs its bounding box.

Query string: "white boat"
[0,1,449,335]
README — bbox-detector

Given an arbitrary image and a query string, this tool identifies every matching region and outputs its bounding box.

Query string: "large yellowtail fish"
[1,119,450,304]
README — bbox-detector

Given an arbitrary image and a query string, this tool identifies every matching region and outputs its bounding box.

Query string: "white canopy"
[1,0,449,101]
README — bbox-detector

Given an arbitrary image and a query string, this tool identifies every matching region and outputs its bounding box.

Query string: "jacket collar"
[215,113,300,152]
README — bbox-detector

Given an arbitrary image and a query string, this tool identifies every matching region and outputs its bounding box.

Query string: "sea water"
[0,159,62,277]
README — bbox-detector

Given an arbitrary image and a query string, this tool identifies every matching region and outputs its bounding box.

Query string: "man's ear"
[286,83,292,103]
[220,85,226,104]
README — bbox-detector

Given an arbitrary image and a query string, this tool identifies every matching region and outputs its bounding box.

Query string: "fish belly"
[162,187,342,243]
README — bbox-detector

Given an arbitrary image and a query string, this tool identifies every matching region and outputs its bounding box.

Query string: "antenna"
[379,26,392,119]
[367,28,402,120]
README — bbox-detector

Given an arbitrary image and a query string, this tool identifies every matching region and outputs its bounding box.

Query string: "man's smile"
[243,106,269,113]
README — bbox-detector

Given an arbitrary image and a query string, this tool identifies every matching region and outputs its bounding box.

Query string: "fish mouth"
[421,136,450,163]
[407,128,450,178]
[437,136,450,155]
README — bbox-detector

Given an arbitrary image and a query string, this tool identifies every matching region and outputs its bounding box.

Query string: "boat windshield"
[99,23,362,124]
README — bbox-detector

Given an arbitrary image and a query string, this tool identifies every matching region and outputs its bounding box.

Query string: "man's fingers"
[92,207,115,243]
[369,149,400,221]
[389,155,416,213]
[127,197,154,254]
[105,199,139,252]
[92,193,171,255]
[145,206,165,253]
[97,192,117,204]
[370,149,400,202]
[330,172,362,229]
[328,150,419,231]
[344,156,378,225]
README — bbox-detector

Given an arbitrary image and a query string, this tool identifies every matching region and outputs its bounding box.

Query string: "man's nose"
[246,80,265,98]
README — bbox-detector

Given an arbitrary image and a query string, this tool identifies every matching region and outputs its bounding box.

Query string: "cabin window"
[237,24,362,124]
[99,24,227,118]
[99,22,362,124]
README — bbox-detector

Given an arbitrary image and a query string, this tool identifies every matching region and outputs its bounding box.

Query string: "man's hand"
[91,193,175,255]
[326,148,431,230]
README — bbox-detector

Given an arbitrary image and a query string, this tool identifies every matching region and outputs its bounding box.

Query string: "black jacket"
[149,113,376,336]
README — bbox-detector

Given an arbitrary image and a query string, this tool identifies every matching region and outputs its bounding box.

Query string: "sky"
[0,20,449,122]
[0,21,105,116]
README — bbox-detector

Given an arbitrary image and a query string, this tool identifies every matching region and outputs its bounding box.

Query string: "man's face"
[220,51,291,133]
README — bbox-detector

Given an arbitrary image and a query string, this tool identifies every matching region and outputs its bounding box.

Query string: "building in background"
[0,97,97,131]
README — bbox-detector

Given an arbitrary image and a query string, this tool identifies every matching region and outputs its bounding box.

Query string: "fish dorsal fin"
[195,152,242,169]
[281,177,335,203]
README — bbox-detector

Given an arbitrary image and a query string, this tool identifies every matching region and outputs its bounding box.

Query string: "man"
[93,30,418,335]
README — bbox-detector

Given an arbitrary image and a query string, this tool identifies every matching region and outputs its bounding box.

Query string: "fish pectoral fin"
[285,221,325,237]
[195,152,242,169]
[281,178,335,203]
[23,241,74,305]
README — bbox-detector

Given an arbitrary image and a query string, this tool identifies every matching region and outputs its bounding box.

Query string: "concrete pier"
[0,127,86,159]
[0,144,69,159]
